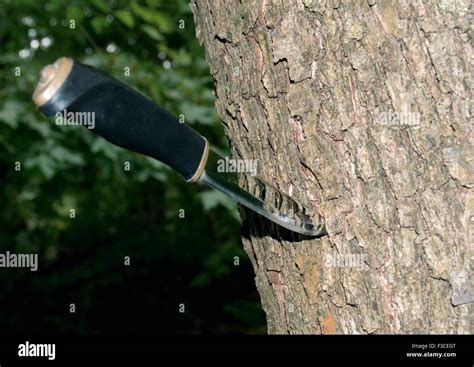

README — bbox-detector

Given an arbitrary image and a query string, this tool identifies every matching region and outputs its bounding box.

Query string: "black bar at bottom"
[0,335,471,365]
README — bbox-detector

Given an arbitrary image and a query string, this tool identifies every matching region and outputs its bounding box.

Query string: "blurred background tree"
[0,0,265,334]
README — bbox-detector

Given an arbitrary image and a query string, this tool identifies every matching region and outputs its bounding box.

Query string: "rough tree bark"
[191,0,472,334]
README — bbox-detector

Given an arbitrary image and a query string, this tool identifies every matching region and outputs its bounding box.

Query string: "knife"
[32,57,326,237]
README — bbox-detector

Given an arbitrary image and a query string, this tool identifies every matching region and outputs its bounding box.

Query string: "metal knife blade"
[199,149,326,236]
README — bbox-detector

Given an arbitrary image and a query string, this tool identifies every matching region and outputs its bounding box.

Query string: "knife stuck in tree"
[32,57,327,237]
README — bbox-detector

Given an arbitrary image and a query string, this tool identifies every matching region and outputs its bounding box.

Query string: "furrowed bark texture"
[191,0,472,334]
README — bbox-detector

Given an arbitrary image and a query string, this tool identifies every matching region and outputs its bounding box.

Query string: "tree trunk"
[191,0,472,334]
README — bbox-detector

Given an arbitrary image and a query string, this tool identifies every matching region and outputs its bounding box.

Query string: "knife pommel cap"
[32,57,73,107]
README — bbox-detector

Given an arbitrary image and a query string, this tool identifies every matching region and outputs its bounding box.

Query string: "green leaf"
[131,1,156,24]
[0,100,23,128]
[141,24,163,41]
[91,17,108,35]
[66,7,84,23]
[199,190,237,213]
[90,0,108,13]
[131,2,174,33]
[180,102,215,125]
[50,146,85,166]
[90,137,120,160]
[115,10,134,28]
[173,48,192,66]
[38,154,55,179]
[150,11,175,33]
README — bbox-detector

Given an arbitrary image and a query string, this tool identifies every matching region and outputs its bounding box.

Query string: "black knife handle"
[33,58,209,181]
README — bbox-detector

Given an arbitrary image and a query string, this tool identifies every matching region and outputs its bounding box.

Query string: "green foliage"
[0,0,264,334]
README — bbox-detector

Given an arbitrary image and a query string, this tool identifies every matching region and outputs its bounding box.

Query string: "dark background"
[0,0,266,334]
